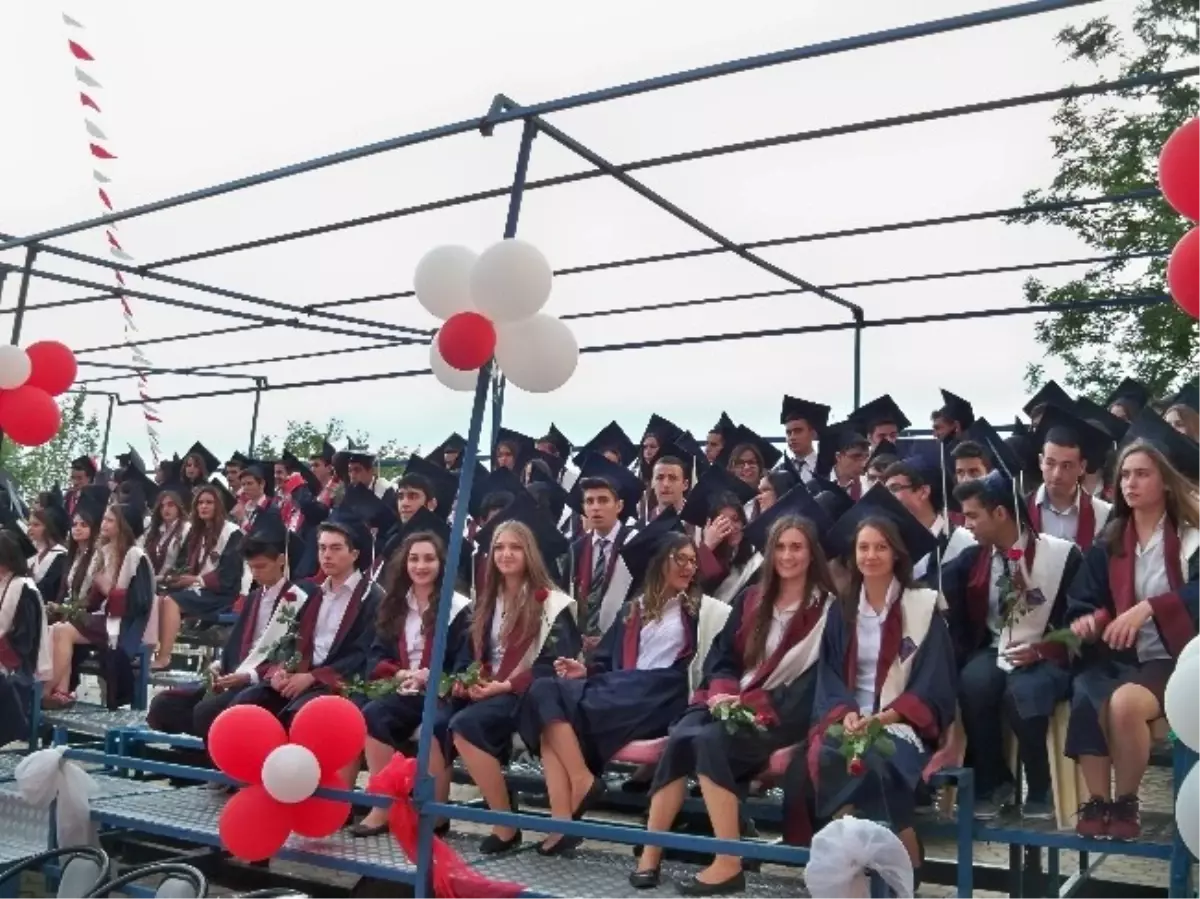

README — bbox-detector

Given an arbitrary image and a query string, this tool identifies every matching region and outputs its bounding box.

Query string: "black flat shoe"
[434,820,450,837]
[349,821,390,838]
[675,871,746,897]
[629,867,661,889]
[573,778,608,819]
[479,830,522,854]
[536,834,584,856]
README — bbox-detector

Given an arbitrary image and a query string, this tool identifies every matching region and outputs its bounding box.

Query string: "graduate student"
[27,493,70,604]
[807,485,957,874]
[645,453,692,524]
[685,467,761,602]
[939,471,1082,819]
[441,513,580,854]
[142,489,190,580]
[1066,422,1198,840]
[932,389,976,442]
[705,412,737,465]
[1029,404,1114,549]
[951,441,991,483]
[632,494,837,895]
[0,529,52,746]
[778,395,829,484]
[522,520,731,856]
[881,458,976,583]
[847,395,910,448]
[65,456,98,516]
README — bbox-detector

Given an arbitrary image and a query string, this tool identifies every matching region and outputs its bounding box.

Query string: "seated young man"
[939,471,1082,819]
[951,441,991,484]
[1030,405,1113,550]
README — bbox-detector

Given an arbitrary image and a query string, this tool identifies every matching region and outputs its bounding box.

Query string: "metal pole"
[100,395,116,468]
[853,317,863,408]
[0,247,39,454]
[413,115,539,899]
[248,378,264,455]
[0,265,8,303]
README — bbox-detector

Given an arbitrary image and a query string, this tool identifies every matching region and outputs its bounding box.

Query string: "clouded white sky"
[0,1,1122,462]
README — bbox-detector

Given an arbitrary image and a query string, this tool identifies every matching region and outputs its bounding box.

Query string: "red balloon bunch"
[0,340,77,446]
[1160,118,1199,319]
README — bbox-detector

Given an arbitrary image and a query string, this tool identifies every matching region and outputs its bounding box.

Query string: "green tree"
[0,393,101,497]
[253,418,411,480]
[1009,0,1198,400]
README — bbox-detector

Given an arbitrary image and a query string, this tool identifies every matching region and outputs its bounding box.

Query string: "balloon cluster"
[1159,118,1198,319]
[1164,636,1199,859]
[0,341,77,446]
[415,240,580,394]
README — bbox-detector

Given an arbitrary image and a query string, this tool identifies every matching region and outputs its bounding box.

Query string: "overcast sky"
[0,1,1128,463]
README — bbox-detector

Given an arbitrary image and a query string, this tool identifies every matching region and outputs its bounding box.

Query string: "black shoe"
[537,834,584,856]
[629,867,661,889]
[349,821,390,838]
[675,871,746,897]
[479,830,522,854]
[573,778,607,819]
[434,820,450,838]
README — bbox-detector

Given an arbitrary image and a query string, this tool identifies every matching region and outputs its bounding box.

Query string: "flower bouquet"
[711,698,774,736]
[57,595,88,628]
[266,603,302,673]
[339,675,400,701]
[1041,627,1083,658]
[438,661,486,698]
[826,718,896,777]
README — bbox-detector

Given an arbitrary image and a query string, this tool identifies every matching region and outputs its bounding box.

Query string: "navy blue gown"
[0,582,47,747]
[519,596,695,773]
[168,525,246,617]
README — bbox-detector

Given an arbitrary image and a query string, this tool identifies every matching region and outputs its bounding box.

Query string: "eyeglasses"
[886,482,913,495]
[671,553,699,569]
[733,458,760,469]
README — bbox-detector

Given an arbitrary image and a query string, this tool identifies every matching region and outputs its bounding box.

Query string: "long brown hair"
[184,485,228,564]
[101,506,136,575]
[377,531,447,639]
[840,516,915,626]
[637,532,701,623]
[145,490,185,551]
[61,515,98,602]
[1104,440,1200,555]
[744,515,836,668]
[471,521,557,660]
[1165,404,1200,442]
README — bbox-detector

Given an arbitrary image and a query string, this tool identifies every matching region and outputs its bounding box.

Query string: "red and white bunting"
[61,11,162,463]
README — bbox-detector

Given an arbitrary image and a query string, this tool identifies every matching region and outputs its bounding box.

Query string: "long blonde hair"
[471,521,557,659]
[637,532,701,623]
[1105,440,1200,554]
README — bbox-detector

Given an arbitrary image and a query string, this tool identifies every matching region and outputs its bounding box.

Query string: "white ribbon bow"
[804,815,914,899]
[15,747,101,848]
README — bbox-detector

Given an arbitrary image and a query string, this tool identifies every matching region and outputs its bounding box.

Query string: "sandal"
[42,690,76,710]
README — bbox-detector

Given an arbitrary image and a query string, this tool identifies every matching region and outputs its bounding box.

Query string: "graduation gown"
[28,545,67,605]
[697,544,763,603]
[439,590,580,762]
[0,577,51,747]
[520,594,729,773]
[360,593,473,748]
[569,524,637,646]
[168,521,245,617]
[1026,487,1111,551]
[1064,519,1199,759]
[939,534,1080,718]
[806,587,957,835]
[143,520,190,578]
[912,518,975,585]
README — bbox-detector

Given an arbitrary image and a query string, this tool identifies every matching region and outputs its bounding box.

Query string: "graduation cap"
[657,440,699,483]
[526,479,570,525]
[495,427,537,465]
[226,450,251,469]
[238,460,272,485]
[378,506,451,571]
[961,469,1036,533]
[938,389,976,431]
[185,442,220,475]
[40,486,71,538]
[323,505,375,567]
[827,483,938,563]
[281,451,322,495]
[424,433,467,468]
[116,446,146,477]
[1074,396,1129,441]
[401,453,460,516]
[813,485,855,523]
[814,421,867,479]
[343,482,393,531]
[848,395,911,435]
[680,466,758,528]
[1121,407,1200,481]
[569,452,644,519]
[643,414,684,448]
[474,489,570,567]
[1023,381,1073,418]
[964,418,1025,482]
[75,484,112,525]
[615,510,687,591]
[124,468,162,506]
[1169,380,1199,413]
[316,440,337,464]
[717,424,783,471]
[115,495,148,539]
[743,485,835,555]
[1105,377,1152,413]
[0,469,26,524]
[157,455,183,486]
[1035,403,1115,471]
[468,465,523,518]
[710,411,739,440]
[867,438,899,468]
[206,478,236,516]
[70,455,98,477]
[333,443,377,482]
[245,504,289,548]
[543,424,572,460]
[575,421,638,468]
[780,395,832,433]
[3,522,35,559]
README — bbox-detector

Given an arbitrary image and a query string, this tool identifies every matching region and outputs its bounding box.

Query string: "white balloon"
[1179,635,1200,670]
[469,239,552,324]
[261,744,320,804]
[0,345,31,390]
[1165,654,1200,751]
[1176,764,1199,858]
[413,245,478,321]
[429,333,480,392]
[494,313,579,393]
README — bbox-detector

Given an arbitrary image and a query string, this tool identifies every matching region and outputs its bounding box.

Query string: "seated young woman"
[45,499,155,709]
[440,506,580,854]
[0,529,52,746]
[351,520,473,838]
[155,484,245,668]
[48,489,104,625]
[807,484,958,877]
[521,516,731,856]
[27,496,69,604]
[142,489,190,582]
[1066,433,1199,840]
[686,468,761,603]
[633,489,838,895]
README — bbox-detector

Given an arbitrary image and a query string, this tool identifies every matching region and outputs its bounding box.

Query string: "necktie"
[593,538,609,587]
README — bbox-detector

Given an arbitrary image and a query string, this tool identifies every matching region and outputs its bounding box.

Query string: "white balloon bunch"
[414,240,579,394]
[1164,636,1199,857]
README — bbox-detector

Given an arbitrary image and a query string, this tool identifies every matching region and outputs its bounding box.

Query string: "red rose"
[1006,548,1024,562]
[847,756,866,777]
[534,588,549,603]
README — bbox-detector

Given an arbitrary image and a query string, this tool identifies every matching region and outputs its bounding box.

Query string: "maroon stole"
[948,511,966,529]
[240,495,275,534]
[65,490,79,516]
[839,478,862,501]
[295,575,371,676]
[618,601,695,670]
[1027,490,1097,550]
[238,581,289,661]
[964,539,1040,649]
[479,590,553,692]
[1102,517,1189,657]
[145,520,183,573]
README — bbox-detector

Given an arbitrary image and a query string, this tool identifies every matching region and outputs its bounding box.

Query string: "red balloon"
[288,695,367,774]
[1168,228,1199,319]
[23,341,77,397]
[1160,118,1199,221]
[437,312,496,371]
[218,785,291,861]
[0,387,60,446]
[290,774,352,838]
[209,705,287,783]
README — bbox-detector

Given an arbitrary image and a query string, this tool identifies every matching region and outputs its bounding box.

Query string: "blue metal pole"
[0,0,1098,254]
[412,116,539,899]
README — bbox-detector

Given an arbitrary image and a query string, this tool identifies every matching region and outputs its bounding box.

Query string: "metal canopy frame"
[1,2,1193,895]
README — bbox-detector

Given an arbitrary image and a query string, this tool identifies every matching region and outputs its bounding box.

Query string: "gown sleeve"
[1031,544,1083,666]
[937,546,977,669]
[587,610,621,676]
[808,602,857,737]
[508,608,582,694]
[884,612,958,743]
[697,543,731,593]
[445,608,475,677]
[37,555,65,606]
[368,630,401,681]
[1064,544,1112,625]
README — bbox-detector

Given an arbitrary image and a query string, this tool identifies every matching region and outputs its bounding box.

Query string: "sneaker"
[974,783,1016,820]
[1075,796,1108,838]
[1108,794,1141,840]
[1021,799,1055,821]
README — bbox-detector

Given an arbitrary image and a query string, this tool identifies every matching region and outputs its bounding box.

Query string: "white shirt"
[313,570,361,667]
[779,450,818,484]
[986,540,1030,646]
[854,580,901,714]
[637,595,686,670]
[1134,516,1172,662]
[254,580,286,645]
[404,591,426,669]
[1035,484,1081,542]
[740,599,801,689]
